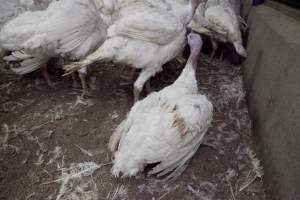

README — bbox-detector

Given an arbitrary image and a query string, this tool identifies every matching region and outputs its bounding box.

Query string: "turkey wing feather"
[108,9,184,45]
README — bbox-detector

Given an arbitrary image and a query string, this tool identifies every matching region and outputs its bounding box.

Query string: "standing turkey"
[189,0,247,59]
[0,0,53,58]
[0,0,107,94]
[108,33,213,180]
[64,0,202,102]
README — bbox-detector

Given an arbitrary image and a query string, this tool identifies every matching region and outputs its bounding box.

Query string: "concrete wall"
[243,2,300,200]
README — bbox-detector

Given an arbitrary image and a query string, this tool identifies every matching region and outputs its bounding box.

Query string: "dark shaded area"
[271,0,300,9]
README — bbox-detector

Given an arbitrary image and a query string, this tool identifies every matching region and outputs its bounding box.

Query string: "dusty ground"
[0,54,266,200]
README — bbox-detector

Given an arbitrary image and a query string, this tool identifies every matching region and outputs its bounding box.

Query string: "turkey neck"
[173,45,200,92]
[188,46,200,69]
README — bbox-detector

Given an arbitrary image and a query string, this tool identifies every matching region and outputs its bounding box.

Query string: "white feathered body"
[228,0,241,16]
[143,0,188,12]
[0,0,107,74]
[81,6,187,90]
[189,0,246,57]
[0,0,52,27]
[0,0,53,58]
[109,62,213,179]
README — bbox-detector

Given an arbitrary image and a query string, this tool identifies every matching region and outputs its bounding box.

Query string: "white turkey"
[97,0,158,23]
[0,0,107,94]
[0,0,52,25]
[0,0,53,58]
[189,0,247,59]
[64,0,202,102]
[108,33,213,180]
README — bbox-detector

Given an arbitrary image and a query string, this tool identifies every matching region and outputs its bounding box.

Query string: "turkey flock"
[0,0,246,180]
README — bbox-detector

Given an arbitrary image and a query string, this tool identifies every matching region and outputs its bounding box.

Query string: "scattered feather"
[109,111,119,120]
[239,148,264,192]
[55,162,103,200]
[107,184,128,200]
[187,182,217,200]
[47,146,63,165]
[0,123,10,144]
[74,144,93,157]
[35,154,45,165]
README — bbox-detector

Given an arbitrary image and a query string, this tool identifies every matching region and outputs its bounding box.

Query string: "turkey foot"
[81,89,92,98]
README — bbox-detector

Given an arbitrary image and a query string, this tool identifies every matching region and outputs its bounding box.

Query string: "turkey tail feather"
[3,51,31,61]
[9,56,48,75]
[108,120,129,152]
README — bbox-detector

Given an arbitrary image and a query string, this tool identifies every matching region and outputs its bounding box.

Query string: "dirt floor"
[0,55,266,200]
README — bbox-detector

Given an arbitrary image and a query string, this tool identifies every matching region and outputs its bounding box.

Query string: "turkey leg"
[133,69,154,103]
[71,72,80,88]
[41,66,55,88]
[78,67,89,97]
